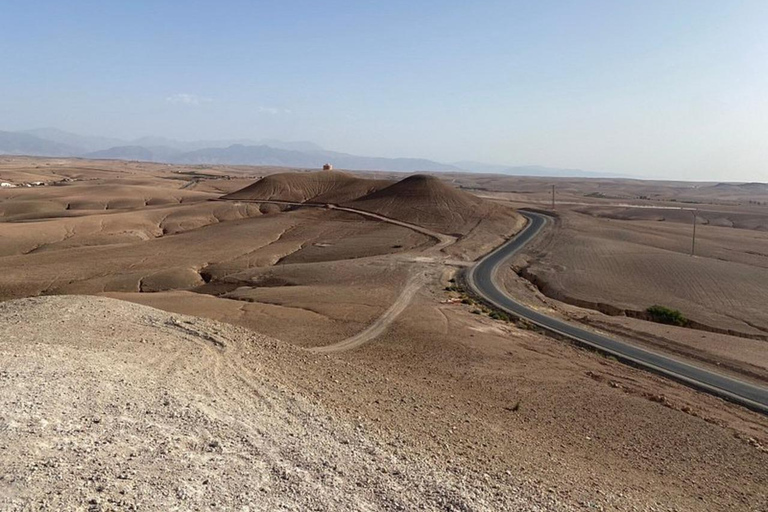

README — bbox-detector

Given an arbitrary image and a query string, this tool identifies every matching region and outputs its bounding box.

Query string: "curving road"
[466,210,768,415]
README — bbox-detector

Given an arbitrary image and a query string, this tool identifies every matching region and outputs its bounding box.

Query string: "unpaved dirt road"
[0,295,569,511]
[219,198,458,251]
[311,270,430,353]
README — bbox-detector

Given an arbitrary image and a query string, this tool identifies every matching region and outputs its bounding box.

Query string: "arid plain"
[1,156,767,511]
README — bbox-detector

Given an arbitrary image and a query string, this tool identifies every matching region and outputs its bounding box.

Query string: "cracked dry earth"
[0,296,570,511]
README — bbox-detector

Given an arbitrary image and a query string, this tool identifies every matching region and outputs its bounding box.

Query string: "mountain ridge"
[3,127,622,176]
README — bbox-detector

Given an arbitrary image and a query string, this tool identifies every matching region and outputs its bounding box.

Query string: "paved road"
[466,210,768,415]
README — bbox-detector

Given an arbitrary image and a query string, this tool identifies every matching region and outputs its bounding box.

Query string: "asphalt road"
[466,210,768,415]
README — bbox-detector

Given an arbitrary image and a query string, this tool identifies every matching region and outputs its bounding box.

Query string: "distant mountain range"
[0,128,617,176]
[451,161,624,178]
[0,128,459,172]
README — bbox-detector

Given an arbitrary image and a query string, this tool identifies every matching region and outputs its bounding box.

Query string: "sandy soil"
[492,208,768,385]
[518,209,768,337]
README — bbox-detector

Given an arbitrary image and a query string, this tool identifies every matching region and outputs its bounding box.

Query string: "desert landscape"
[1,156,767,511]
[466,178,768,384]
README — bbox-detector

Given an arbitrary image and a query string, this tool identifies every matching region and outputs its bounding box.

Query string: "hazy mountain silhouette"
[0,128,459,172]
[453,161,623,178]
[176,145,460,171]
[1,127,620,175]
[0,130,82,156]
[85,145,183,162]
[21,128,124,153]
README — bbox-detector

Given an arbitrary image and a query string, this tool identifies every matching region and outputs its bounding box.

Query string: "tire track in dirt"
[310,270,429,353]
[217,198,458,251]
[213,198,457,353]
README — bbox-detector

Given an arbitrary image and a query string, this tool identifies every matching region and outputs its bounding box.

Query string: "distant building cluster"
[322,163,333,171]
[0,180,56,188]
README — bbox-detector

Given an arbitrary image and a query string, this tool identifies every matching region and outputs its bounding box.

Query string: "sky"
[1,0,767,181]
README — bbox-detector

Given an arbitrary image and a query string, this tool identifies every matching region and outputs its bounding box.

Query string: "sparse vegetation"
[489,310,511,322]
[516,319,536,330]
[646,305,688,327]
[443,283,515,324]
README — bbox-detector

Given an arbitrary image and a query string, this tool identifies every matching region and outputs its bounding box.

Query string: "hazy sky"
[2,0,767,181]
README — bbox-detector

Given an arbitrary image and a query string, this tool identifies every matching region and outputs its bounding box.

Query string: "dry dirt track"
[0,296,569,511]
[216,198,454,354]
[311,270,430,354]
[218,198,458,250]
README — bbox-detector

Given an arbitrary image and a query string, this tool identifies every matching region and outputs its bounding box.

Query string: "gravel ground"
[0,296,571,511]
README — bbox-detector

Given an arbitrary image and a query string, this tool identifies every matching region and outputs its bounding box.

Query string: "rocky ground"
[0,296,573,511]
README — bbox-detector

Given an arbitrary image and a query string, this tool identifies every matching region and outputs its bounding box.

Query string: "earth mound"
[346,174,503,235]
[223,171,523,250]
[223,170,393,204]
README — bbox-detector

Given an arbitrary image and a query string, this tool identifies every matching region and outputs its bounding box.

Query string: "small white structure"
[322,163,333,171]
[0,182,15,188]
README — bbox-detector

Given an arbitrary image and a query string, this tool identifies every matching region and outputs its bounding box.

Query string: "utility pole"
[551,184,555,210]
[690,209,697,256]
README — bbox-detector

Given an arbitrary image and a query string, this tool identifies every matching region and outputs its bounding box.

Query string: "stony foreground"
[0,296,569,511]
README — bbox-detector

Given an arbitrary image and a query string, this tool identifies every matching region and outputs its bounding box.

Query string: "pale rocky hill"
[0,295,567,511]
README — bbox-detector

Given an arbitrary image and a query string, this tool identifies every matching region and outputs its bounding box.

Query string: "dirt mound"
[223,170,393,204]
[224,171,521,243]
[347,174,503,235]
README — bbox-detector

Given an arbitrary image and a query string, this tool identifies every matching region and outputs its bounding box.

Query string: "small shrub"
[517,319,535,331]
[461,298,474,305]
[646,305,687,327]
[471,309,482,315]
[489,311,511,322]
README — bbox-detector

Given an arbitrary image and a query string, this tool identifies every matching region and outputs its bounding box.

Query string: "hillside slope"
[347,174,511,236]
[0,295,555,511]
[223,170,393,204]
[224,171,524,255]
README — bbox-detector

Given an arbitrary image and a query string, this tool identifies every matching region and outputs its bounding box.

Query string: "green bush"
[489,310,511,322]
[646,305,687,326]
